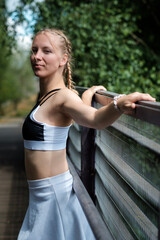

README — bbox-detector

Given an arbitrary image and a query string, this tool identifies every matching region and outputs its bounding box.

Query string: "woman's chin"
[34,71,43,78]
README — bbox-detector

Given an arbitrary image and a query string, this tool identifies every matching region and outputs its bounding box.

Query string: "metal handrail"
[96,90,160,126]
[76,86,160,126]
[68,87,160,240]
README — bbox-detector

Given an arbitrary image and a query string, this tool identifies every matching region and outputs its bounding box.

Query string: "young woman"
[18,29,155,240]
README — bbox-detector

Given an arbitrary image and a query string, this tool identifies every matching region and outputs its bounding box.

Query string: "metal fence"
[67,87,160,240]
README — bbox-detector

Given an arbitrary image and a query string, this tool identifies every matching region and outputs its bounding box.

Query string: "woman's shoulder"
[59,87,77,94]
[58,88,80,101]
[54,88,82,111]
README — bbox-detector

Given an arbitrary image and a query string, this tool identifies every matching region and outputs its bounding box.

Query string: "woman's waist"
[24,149,69,180]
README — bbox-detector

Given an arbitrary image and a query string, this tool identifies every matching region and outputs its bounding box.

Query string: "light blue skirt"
[17,170,95,240]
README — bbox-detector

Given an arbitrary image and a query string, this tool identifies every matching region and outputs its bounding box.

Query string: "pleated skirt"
[17,170,95,240]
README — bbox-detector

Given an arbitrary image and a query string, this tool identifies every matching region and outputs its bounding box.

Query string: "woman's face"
[30,33,66,79]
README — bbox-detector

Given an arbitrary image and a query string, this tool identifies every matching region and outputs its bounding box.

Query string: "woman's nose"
[33,50,42,61]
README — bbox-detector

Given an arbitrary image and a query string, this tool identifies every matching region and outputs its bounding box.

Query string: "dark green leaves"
[7,0,160,100]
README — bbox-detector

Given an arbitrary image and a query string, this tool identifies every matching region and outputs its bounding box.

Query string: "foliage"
[0,49,37,114]
[0,0,15,110]
[8,0,160,101]
[0,1,37,114]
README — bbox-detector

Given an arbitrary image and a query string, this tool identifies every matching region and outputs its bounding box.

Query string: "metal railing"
[67,87,160,240]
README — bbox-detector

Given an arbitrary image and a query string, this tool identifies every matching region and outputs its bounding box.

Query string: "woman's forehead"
[32,33,60,49]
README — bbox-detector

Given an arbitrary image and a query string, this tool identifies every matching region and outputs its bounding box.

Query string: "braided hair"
[35,29,78,94]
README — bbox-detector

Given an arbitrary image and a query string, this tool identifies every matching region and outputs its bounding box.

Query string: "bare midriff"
[24,148,69,180]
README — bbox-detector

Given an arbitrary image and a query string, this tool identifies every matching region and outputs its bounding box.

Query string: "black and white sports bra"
[22,89,71,151]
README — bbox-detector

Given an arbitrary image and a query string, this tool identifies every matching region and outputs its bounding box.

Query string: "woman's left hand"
[87,85,106,94]
[82,85,106,106]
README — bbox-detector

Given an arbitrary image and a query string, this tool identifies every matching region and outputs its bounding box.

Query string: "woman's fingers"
[90,85,106,94]
[132,92,156,102]
[117,92,156,112]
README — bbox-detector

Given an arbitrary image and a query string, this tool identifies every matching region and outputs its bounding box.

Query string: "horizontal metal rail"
[96,90,160,127]
[68,86,160,240]
[76,86,160,126]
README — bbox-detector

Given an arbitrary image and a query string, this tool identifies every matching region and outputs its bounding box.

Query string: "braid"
[36,28,78,94]
[66,62,72,89]
[66,62,77,94]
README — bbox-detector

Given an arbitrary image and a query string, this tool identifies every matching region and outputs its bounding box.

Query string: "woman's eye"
[31,49,37,54]
[44,49,52,54]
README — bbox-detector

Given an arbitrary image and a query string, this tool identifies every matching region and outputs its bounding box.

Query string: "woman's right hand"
[117,92,156,113]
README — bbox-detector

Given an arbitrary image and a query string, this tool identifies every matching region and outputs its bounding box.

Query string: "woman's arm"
[59,89,156,130]
[82,86,106,106]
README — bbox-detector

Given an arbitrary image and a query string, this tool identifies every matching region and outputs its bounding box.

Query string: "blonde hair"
[34,29,78,94]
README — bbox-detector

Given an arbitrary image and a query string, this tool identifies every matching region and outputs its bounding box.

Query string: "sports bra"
[22,89,71,151]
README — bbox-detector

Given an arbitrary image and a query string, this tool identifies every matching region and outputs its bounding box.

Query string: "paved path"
[0,121,28,240]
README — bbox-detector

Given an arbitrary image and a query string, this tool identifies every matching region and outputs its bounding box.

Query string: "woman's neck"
[39,75,65,98]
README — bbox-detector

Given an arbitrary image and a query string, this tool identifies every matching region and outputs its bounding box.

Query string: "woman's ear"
[59,53,68,67]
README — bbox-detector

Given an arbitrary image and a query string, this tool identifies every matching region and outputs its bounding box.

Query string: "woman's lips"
[34,64,44,69]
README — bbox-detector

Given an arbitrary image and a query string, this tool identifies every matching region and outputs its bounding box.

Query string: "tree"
[10,0,160,100]
[0,0,14,108]
[0,0,37,114]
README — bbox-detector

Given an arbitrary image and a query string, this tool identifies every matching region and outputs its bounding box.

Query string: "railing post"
[158,201,160,240]
[81,126,96,202]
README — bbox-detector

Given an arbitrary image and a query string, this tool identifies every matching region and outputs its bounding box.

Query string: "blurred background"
[1,0,160,120]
